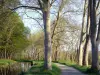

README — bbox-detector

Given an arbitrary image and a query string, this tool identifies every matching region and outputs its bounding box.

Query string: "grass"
[0,59,61,75]
[20,61,61,75]
[0,59,16,67]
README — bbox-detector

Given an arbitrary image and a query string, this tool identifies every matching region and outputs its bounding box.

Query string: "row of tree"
[78,0,100,70]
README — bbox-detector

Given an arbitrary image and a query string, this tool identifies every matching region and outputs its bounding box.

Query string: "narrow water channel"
[0,62,31,75]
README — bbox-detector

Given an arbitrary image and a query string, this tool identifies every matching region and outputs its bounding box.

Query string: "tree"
[78,0,87,66]
[89,0,99,70]
[38,0,51,70]
[0,8,30,59]
[82,1,90,66]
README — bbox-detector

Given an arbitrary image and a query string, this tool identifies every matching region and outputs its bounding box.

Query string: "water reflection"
[0,62,31,75]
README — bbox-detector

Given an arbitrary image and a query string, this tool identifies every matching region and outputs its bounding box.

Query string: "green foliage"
[0,59,16,67]
[24,27,30,36]
[0,10,30,58]
[0,0,19,8]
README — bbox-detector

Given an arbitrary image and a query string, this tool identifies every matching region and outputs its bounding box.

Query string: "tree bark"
[43,1,52,70]
[54,46,58,61]
[89,0,99,70]
[83,35,90,66]
[83,2,90,66]
[78,0,87,66]
[96,18,100,66]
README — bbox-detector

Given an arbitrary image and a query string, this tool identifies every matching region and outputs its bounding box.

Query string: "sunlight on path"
[55,63,86,75]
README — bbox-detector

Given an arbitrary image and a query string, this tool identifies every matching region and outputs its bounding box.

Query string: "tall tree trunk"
[43,1,52,70]
[83,2,90,66]
[97,18,100,45]
[83,35,90,66]
[38,53,39,61]
[78,0,87,66]
[89,0,99,70]
[4,47,7,59]
[96,18,100,65]
[54,46,58,61]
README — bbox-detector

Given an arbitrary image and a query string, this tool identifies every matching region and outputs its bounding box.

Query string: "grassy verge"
[0,59,16,67]
[0,59,61,75]
[20,61,61,75]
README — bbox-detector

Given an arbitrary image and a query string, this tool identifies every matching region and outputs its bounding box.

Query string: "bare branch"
[24,13,44,30]
[96,0,100,10]
[11,6,41,11]
[38,0,43,9]
[50,0,56,7]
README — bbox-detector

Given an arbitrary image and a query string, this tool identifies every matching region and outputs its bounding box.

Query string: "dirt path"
[55,63,86,75]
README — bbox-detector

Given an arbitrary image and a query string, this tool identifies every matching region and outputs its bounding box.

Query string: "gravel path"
[55,63,86,75]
